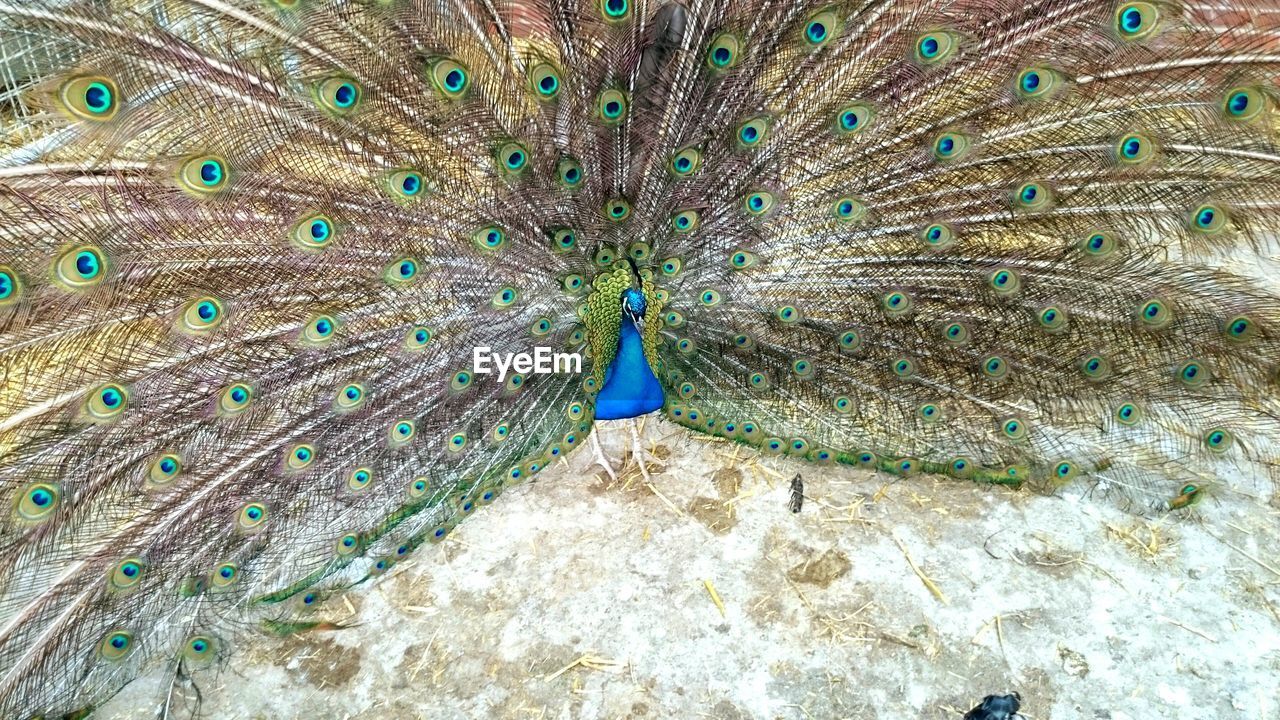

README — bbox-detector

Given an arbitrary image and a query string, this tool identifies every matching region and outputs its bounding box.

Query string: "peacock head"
[621,287,647,324]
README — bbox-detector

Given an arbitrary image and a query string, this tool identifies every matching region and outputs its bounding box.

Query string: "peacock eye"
[492,286,519,308]
[302,315,337,344]
[932,132,970,161]
[921,223,954,248]
[600,0,629,21]
[1115,132,1154,164]
[1015,66,1061,99]
[557,157,584,188]
[87,384,128,420]
[406,326,432,349]
[988,268,1021,295]
[834,103,874,135]
[472,225,507,252]
[496,142,529,175]
[707,33,741,69]
[179,155,228,194]
[430,58,469,98]
[218,382,254,415]
[671,210,700,233]
[1222,86,1265,122]
[347,467,374,490]
[316,77,361,113]
[17,483,60,522]
[597,89,627,124]
[54,246,107,289]
[0,266,21,305]
[292,214,335,250]
[237,502,268,531]
[1116,402,1143,425]
[915,31,959,64]
[669,146,702,176]
[1189,203,1228,234]
[382,258,416,285]
[1114,2,1160,41]
[737,117,770,148]
[98,630,135,660]
[1013,182,1052,210]
[287,443,316,470]
[529,63,561,98]
[387,169,425,199]
[604,197,631,221]
[60,76,121,120]
[1081,231,1117,258]
[803,11,839,46]
[743,191,775,216]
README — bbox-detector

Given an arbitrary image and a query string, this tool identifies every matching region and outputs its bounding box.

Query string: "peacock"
[1,0,1278,715]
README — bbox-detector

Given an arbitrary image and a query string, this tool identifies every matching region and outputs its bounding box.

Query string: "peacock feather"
[1,0,1278,715]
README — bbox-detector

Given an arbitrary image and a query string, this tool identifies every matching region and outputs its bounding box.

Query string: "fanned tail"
[1,0,1278,715]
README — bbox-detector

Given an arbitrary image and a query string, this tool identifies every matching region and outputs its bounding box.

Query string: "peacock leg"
[591,430,618,483]
[627,418,655,484]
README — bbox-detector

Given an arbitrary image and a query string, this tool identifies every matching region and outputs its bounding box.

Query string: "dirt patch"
[688,494,737,534]
[786,548,852,588]
[712,467,742,498]
[272,635,363,689]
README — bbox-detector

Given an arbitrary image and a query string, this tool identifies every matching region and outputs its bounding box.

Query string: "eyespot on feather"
[59,76,121,121]
[53,246,107,289]
[178,155,229,194]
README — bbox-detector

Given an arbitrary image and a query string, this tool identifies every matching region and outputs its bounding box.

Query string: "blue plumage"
[596,317,665,420]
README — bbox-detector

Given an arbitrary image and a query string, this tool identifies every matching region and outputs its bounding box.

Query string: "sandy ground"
[101,418,1280,720]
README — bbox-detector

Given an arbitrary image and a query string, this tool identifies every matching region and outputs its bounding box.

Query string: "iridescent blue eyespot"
[431,59,470,98]
[238,502,268,531]
[1222,86,1264,121]
[498,142,528,173]
[805,11,839,46]
[1178,360,1208,388]
[317,77,362,114]
[1080,231,1117,259]
[180,156,229,193]
[598,90,627,124]
[1190,203,1228,234]
[602,0,629,20]
[982,355,1009,379]
[1204,428,1233,453]
[406,326,431,349]
[0,267,18,303]
[99,630,134,660]
[530,64,561,98]
[287,443,316,469]
[834,197,866,222]
[386,170,425,199]
[61,76,121,120]
[86,384,128,420]
[914,32,958,63]
[1224,315,1254,341]
[54,246,107,288]
[386,258,418,284]
[17,483,60,521]
[1115,3,1158,40]
[199,161,221,185]
[707,33,741,69]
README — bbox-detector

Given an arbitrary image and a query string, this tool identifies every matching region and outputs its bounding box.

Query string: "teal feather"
[1,0,1279,715]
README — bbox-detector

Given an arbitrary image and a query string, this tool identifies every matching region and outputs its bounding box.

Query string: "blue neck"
[594,317,665,420]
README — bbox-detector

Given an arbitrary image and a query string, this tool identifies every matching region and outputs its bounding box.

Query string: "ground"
[102,418,1280,719]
